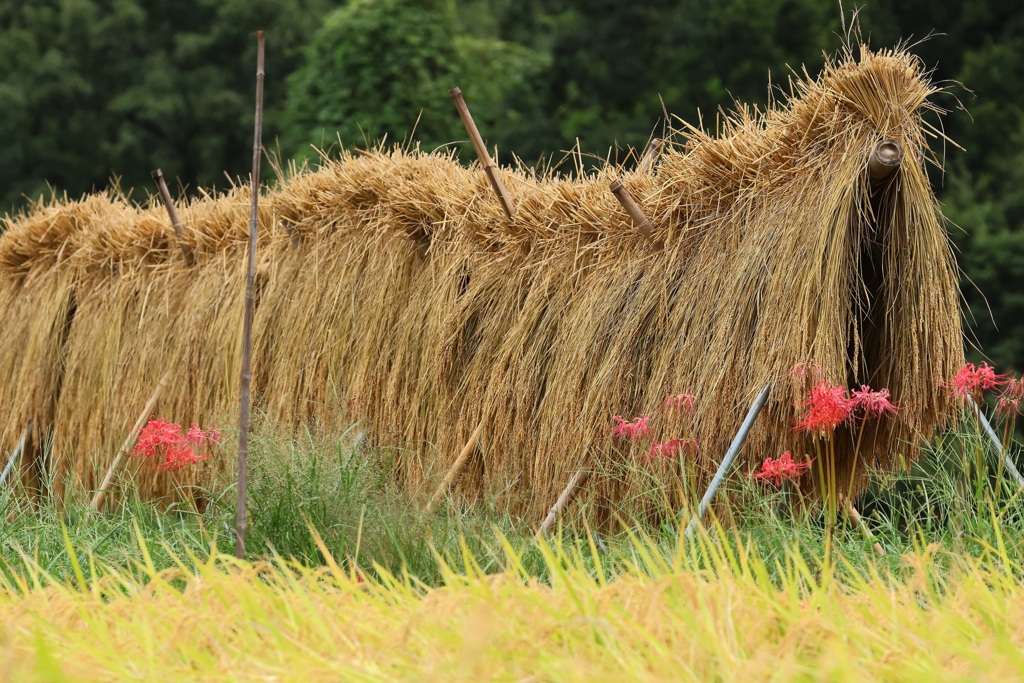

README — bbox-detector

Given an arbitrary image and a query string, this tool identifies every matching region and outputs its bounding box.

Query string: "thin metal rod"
[536,468,590,539]
[684,383,771,541]
[449,86,516,220]
[967,395,1024,489]
[0,425,30,487]
[237,30,265,559]
[151,169,195,265]
[609,179,656,243]
[426,422,484,514]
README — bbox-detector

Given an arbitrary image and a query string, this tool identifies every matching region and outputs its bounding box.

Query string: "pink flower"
[947,362,1007,398]
[751,451,813,486]
[794,381,853,434]
[612,415,651,441]
[850,385,898,418]
[648,437,698,460]
[996,378,1024,417]
[664,392,696,413]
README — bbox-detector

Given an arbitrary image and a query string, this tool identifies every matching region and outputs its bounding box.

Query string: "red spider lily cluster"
[612,390,699,462]
[131,419,220,471]
[752,451,813,486]
[947,361,1007,399]
[794,379,899,435]
[648,437,699,460]
[612,415,651,440]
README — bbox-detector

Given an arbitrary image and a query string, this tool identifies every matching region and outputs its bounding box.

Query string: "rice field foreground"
[3,535,1024,683]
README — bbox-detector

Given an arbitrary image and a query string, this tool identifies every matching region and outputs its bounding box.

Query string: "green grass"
[3,415,1024,590]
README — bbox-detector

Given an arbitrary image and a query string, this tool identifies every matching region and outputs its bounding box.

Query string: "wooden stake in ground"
[426,422,484,515]
[536,468,590,539]
[151,169,195,265]
[0,423,31,488]
[236,31,265,559]
[842,495,885,556]
[683,383,771,541]
[609,179,657,244]
[90,371,171,512]
[449,87,516,220]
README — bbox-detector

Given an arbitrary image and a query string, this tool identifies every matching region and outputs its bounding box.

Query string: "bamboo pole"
[536,468,590,539]
[426,422,485,515]
[868,139,903,183]
[609,179,657,244]
[90,371,171,512]
[967,395,1024,489]
[0,424,30,488]
[683,383,771,541]
[151,169,195,265]
[639,137,663,173]
[449,87,516,220]
[236,31,265,559]
[842,495,885,556]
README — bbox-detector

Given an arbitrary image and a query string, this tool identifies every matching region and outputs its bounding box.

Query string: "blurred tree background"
[0,0,1021,369]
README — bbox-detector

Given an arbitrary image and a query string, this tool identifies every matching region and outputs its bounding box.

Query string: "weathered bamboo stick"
[236,31,265,559]
[90,371,171,512]
[426,422,485,515]
[0,424,30,488]
[151,169,195,265]
[609,178,656,243]
[868,139,903,183]
[536,468,591,539]
[449,87,516,220]
[639,137,664,173]
[843,496,885,556]
[683,383,772,541]
[967,395,1024,489]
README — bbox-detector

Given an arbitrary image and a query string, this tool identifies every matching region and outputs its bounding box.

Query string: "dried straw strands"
[0,45,963,516]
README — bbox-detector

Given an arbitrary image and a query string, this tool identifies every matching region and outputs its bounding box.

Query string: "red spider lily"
[648,437,698,460]
[850,385,899,418]
[794,381,854,434]
[663,392,696,413]
[994,378,1024,417]
[947,362,1008,398]
[751,451,813,486]
[132,419,218,472]
[612,415,651,440]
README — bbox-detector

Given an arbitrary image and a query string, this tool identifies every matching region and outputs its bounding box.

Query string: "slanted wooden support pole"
[842,495,885,556]
[91,371,171,512]
[449,87,516,220]
[684,383,771,541]
[640,137,664,173]
[609,179,656,243]
[967,395,1024,489]
[236,30,265,559]
[536,468,590,539]
[426,422,485,515]
[151,169,195,266]
[0,424,31,488]
[868,139,904,183]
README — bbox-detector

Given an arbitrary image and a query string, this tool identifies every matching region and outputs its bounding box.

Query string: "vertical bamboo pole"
[449,87,516,220]
[683,383,771,541]
[91,372,171,512]
[536,468,590,539]
[237,31,265,559]
[426,422,484,514]
[151,169,195,265]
